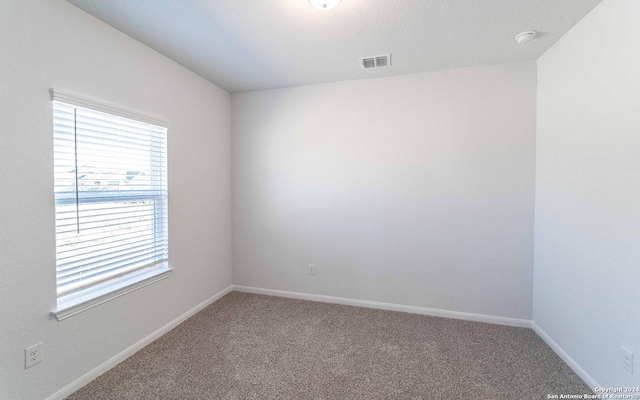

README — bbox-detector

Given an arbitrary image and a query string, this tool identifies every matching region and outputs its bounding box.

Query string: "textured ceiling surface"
[66,0,602,93]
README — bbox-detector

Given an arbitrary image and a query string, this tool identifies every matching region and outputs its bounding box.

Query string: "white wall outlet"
[622,347,633,373]
[25,343,43,369]
[308,264,315,275]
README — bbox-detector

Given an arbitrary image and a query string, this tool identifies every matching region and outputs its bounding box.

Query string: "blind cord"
[73,107,80,234]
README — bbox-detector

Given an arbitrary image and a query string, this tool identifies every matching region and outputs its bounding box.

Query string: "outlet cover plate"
[25,343,43,369]
[622,347,633,373]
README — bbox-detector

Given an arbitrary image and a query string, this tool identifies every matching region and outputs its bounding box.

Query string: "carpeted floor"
[67,292,591,399]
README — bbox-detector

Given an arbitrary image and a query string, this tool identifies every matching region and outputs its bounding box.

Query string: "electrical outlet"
[622,347,633,373]
[308,264,315,275]
[25,343,43,369]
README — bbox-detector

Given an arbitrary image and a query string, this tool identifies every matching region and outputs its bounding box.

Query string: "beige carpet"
[67,292,591,399]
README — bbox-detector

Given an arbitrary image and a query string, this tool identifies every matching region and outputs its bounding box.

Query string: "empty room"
[1,0,638,398]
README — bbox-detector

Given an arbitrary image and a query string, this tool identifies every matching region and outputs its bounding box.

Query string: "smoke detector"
[360,54,391,69]
[515,31,537,44]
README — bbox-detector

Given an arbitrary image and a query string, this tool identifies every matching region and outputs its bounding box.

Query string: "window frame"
[49,89,172,321]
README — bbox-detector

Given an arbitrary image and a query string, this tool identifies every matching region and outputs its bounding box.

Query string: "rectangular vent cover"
[360,54,391,69]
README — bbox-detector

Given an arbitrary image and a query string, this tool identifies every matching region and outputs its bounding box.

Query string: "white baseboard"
[46,285,234,400]
[232,285,532,328]
[532,321,599,390]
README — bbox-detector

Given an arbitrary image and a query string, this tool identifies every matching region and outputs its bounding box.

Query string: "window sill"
[51,266,173,321]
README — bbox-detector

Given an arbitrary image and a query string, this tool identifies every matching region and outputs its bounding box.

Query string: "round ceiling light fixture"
[515,31,537,44]
[309,0,341,10]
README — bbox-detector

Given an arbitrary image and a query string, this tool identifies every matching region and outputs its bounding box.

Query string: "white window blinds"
[52,97,168,299]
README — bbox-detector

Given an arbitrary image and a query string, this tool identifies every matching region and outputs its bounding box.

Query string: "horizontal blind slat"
[57,251,168,284]
[56,212,167,232]
[55,190,166,205]
[56,229,160,258]
[57,260,167,296]
[57,241,167,275]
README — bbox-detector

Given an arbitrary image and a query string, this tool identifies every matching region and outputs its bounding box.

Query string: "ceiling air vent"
[360,54,391,69]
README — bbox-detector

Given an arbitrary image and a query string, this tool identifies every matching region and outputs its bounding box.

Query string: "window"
[51,90,170,319]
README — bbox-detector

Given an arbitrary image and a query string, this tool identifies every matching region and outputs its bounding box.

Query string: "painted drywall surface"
[66,0,602,93]
[232,62,536,319]
[534,0,640,388]
[0,1,231,399]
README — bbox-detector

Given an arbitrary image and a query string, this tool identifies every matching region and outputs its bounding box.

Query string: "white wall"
[0,1,231,399]
[534,0,640,388]
[232,62,537,319]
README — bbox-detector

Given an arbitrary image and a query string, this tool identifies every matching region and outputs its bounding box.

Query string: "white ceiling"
[66,0,602,93]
